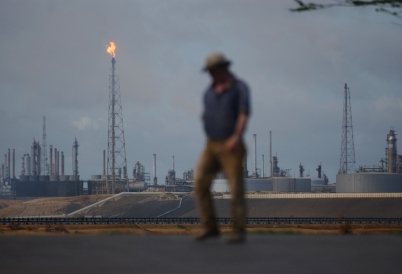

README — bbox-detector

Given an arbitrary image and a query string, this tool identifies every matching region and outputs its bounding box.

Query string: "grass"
[1,223,402,236]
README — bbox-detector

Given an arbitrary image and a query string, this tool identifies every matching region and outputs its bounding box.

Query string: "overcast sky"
[1,0,401,183]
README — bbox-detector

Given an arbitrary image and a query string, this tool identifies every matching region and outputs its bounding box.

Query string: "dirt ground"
[1,223,402,236]
[0,195,112,217]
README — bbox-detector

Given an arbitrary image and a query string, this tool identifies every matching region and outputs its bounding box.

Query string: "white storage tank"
[273,177,311,192]
[336,173,402,193]
[123,181,146,192]
[211,178,273,193]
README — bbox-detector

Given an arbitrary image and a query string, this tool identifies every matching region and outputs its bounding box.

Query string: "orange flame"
[106,42,116,58]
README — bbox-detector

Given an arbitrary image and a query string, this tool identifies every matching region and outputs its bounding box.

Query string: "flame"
[106,42,116,58]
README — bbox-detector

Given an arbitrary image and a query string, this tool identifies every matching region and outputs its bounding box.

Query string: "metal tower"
[106,42,127,193]
[42,116,48,175]
[339,83,356,174]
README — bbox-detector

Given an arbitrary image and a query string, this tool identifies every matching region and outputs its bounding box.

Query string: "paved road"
[1,235,401,273]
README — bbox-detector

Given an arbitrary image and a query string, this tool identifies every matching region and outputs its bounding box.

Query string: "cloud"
[1,0,401,183]
[71,117,100,131]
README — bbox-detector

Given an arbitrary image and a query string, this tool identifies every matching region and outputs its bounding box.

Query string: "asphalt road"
[1,235,401,274]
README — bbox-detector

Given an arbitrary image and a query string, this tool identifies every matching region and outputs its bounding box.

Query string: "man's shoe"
[193,228,220,241]
[225,232,245,244]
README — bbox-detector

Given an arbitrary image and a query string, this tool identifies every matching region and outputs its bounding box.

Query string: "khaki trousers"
[194,138,246,232]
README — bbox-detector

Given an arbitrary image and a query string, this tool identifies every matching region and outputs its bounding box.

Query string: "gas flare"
[106,42,116,58]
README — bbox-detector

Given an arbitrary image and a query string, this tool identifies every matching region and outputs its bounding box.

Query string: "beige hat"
[203,52,231,71]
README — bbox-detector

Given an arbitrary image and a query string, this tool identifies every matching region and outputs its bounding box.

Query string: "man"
[194,52,251,244]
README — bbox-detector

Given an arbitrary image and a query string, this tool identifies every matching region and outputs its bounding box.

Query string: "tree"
[290,0,402,18]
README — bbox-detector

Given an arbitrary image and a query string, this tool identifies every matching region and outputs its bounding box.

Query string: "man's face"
[208,65,228,81]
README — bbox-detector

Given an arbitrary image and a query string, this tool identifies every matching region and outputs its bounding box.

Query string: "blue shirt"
[202,77,251,139]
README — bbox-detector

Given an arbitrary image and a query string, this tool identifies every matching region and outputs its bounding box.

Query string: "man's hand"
[225,112,248,152]
[225,135,239,153]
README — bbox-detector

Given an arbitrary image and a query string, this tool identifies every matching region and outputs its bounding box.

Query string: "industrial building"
[337,129,402,193]
[0,138,83,197]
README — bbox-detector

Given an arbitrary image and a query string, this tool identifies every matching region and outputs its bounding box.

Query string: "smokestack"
[54,148,58,176]
[8,149,10,179]
[57,150,60,175]
[173,155,175,172]
[4,154,7,178]
[270,130,272,177]
[31,141,36,176]
[49,145,53,176]
[61,152,64,176]
[12,149,15,179]
[72,138,79,175]
[262,155,264,177]
[102,150,106,176]
[37,141,41,176]
[153,154,157,185]
[253,134,257,177]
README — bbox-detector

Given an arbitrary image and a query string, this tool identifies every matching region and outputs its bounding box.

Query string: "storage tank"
[211,178,273,193]
[336,173,402,193]
[123,181,146,192]
[310,177,326,185]
[211,179,230,192]
[273,177,311,192]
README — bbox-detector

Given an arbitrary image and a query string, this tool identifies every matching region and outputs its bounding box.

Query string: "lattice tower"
[107,57,127,193]
[339,83,356,174]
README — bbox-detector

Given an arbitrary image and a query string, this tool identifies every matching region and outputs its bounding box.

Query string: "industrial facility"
[0,137,83,197]
[0,45,398,198]
[335,84,402,192]
[337,129,402,192]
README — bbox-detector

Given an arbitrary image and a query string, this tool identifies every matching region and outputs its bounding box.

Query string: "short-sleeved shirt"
[202,77,251,139]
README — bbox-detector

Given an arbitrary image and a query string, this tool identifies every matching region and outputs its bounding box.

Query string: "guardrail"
[1,217,402,225]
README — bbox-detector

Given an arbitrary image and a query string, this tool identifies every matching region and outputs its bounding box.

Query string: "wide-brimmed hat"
[203,52,231,71]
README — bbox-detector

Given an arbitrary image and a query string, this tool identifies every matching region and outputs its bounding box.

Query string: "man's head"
[203,52,231,71]
[203,52,231,81]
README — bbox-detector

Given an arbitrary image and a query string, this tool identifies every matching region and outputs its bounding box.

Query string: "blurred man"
[194,52,251,244]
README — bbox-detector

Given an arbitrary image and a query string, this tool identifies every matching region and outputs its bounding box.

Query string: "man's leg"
[194,141,221,237]
[220,141,246,241]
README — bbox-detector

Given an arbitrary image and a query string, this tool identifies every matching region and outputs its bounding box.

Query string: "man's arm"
[225,112,248,152]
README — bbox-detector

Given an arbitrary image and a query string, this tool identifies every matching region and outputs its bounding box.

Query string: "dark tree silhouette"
[290,0,402,18]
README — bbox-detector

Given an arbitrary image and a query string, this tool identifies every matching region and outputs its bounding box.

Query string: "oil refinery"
[0,45,401,198]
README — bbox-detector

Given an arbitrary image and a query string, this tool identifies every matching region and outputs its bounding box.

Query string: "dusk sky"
[1,1,401,183]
